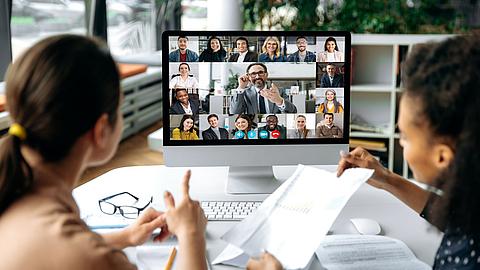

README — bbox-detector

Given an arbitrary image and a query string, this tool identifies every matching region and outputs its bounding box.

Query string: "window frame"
[0,0,12,80]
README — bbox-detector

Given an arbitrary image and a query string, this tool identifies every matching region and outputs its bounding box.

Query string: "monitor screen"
[162,31,350,146]
[162,31,350,193]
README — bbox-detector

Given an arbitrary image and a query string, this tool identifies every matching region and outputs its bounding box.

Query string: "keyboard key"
[201,201,262,221]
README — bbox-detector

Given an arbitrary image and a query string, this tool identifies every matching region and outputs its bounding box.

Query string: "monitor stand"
[226,166,282,194]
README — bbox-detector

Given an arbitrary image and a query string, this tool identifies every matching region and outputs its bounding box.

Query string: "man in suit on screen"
[320,63,344,87]
[202,114,229,140]
[230,63,297,114]
[228,37,258,62]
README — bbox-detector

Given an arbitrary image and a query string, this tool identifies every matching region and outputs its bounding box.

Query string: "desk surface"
[73,165,443,269]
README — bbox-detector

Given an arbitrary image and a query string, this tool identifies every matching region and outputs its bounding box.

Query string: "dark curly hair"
[401,32,480,233]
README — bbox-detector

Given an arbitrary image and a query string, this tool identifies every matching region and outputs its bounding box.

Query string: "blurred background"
[9,0,480,61]
[3,0,480,181]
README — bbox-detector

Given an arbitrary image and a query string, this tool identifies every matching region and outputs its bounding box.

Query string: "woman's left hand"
[124,207,170,246]
[247,252,283,270]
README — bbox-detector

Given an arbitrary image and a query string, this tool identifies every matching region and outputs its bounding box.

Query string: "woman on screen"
[287,115,314,139]
[249,33,480,270]
[199,36,227,62]
[258,36,286,62]
[317,89,344,113]
[172,115,199,140]
[0,35,207,270]
[317,37,344,62]
[169,62,199,90]
[231,114,255,139]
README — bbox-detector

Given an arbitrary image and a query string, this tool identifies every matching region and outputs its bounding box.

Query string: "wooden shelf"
[351,84,394,92]
[350,131,391,139]
[351,34,450,177]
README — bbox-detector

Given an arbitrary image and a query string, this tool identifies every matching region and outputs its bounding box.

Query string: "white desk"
[73,165,443,269]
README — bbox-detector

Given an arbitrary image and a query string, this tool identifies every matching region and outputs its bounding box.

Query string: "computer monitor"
[162,31,350,194]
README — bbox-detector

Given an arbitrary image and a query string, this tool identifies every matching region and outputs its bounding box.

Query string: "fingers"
[246,252,280,270]
[258,89,267,98]
[263,252,282,269]
[143,214,167,232]
[239,74,249,84]
[263,251,273,259]
[154,226,171,242]
[350,146,376,159]
[337,147,368,177]
[182,170,191,200]
[164,170,192,209]
[246,258,262,270]
[136,207,162,223]
[164,191,175,210]
[270,83,279,92]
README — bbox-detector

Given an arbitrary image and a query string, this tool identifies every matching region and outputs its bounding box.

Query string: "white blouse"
[169,75,199,89]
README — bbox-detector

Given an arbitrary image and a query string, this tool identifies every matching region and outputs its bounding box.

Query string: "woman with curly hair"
[249,33,480,270]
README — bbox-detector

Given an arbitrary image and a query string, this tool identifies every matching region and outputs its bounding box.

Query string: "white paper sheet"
[133,245,211,270]
[136,246,178,270]
[81,194,154,229]
[212,244,250,267]
[315,235,431,270]
[221,165,374,269]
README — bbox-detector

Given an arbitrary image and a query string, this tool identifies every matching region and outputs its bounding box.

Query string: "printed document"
[316,235,431,270]
[136,245,178,270]
[220,165,374,269]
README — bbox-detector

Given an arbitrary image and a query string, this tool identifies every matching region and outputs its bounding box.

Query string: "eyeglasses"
[248,71,266,77]
[98,192,153,219]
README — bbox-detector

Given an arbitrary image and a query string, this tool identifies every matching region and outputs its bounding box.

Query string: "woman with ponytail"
[0,35,207,270]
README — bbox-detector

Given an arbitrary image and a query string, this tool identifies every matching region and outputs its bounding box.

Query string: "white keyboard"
[201,201,262,221]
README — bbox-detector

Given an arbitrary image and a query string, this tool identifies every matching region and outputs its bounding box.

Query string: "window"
[181,0,207,30]
[107,0,156,56]
[10,0,87,60]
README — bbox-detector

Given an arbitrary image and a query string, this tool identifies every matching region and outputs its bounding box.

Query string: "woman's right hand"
[337,147,392,190]
[163,170,207,240]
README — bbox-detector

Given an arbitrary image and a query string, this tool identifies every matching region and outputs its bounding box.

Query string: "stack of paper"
[316,235,430,270]
[217,165,374,269]
[136,246,177,270]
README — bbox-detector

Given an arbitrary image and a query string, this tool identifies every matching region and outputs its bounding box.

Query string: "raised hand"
[163,170,208,270]
[260,83,283,106]
[163,170,207,238]
[238,74,250,89]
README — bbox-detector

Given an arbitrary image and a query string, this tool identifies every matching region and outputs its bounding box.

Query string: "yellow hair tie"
[9,123,27,141]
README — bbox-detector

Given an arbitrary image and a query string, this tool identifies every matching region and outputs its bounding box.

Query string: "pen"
[164,247,177,270]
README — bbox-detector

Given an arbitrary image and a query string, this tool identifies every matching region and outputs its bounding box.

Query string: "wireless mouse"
[350,218,382,235]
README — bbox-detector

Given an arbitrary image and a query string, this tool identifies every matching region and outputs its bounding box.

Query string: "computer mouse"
[350,218,382,235]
